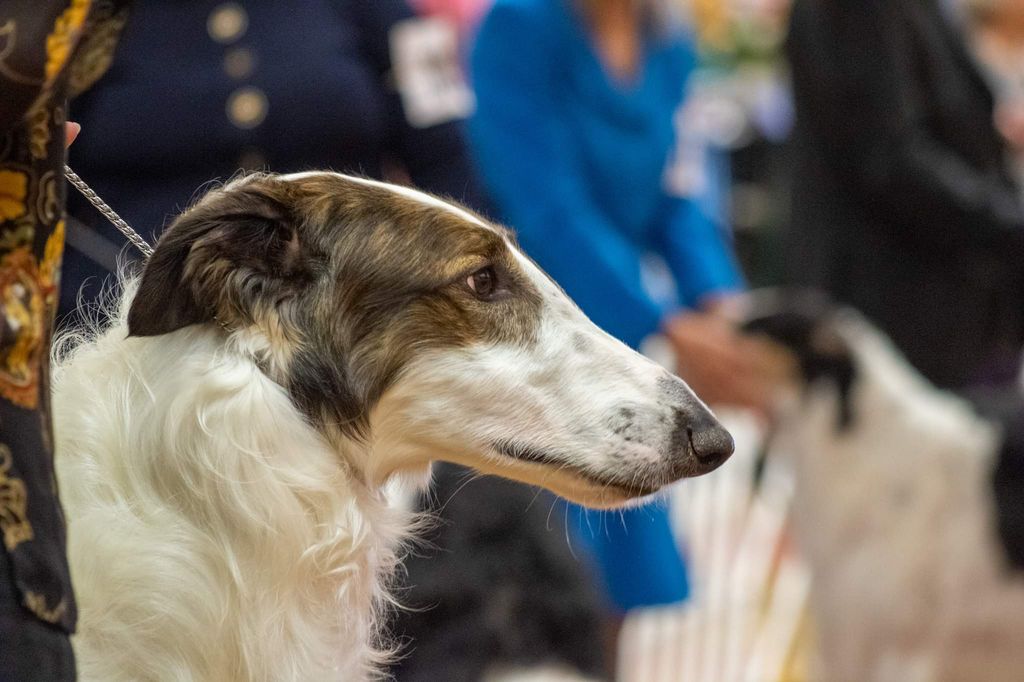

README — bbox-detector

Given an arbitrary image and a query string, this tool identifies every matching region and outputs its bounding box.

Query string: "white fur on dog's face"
[370,244,734,507]
[129,172,733,508]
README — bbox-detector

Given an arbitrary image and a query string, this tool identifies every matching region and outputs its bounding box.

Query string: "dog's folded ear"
[128,181,315,337]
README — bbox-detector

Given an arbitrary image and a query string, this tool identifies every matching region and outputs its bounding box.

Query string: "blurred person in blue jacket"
[63,0,481,319]
[469,0,773,616]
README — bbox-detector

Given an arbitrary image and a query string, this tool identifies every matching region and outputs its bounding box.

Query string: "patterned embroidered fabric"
[0,0,130,638]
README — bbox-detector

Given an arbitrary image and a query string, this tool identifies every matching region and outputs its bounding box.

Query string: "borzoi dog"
[746,300,1024,682]
[52,172,734,681]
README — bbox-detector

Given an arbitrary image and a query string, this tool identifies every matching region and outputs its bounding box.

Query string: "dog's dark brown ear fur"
[128,181,314,337]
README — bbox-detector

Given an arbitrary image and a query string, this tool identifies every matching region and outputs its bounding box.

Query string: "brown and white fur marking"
[53,172,733,681]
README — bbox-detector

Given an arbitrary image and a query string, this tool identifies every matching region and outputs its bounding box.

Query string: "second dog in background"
[747,298,1024,682]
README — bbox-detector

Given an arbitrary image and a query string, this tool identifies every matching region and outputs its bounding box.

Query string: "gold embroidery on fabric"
[26,101,51,161]
[45,0,92,83]
[0,20,43,87]
[68,8,129,96]
[35,170,61,225]
[0,218,34,252]
[0,248,44,408]
[0,444,32,550]
[0,169,28,222]
[23,591,66,624]
[40,220,64,290]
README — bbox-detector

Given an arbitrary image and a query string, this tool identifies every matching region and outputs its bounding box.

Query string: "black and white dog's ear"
[742,289,858,429]
[128,181,314,337]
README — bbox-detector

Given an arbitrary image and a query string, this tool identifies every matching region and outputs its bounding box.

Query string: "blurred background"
[63,0,1024,680]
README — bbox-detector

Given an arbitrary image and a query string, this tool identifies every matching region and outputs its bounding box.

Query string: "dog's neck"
[55,320,410,681]
[770,316,1001,568]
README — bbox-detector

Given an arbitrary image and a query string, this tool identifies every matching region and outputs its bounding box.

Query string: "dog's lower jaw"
[434,447,663,509]
[494,459,660,509]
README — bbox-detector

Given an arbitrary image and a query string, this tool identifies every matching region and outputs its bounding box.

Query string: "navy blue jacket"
[65,0,484,318]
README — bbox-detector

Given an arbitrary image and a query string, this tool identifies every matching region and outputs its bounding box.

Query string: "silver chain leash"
[64,165,154,259]
[62,166,235,331]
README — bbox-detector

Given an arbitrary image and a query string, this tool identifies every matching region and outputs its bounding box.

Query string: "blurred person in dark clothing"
[64,0,482,320]
[0,2,130,680]
[786,0,1024,392]
[786,0,1024,569]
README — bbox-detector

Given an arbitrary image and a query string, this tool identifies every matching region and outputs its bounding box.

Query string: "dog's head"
[127,172,733,508]
[742,290,857,428]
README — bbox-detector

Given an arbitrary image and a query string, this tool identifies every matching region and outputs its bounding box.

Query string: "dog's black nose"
[658,374,735,476]
[688,421,734,469]
[666,408,735,479]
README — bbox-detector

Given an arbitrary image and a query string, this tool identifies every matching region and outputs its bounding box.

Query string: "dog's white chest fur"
[53,314,405,682]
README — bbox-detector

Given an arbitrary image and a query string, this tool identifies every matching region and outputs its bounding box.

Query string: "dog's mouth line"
[491,440,662,498]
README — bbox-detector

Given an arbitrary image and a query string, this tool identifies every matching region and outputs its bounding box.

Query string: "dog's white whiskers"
[436,469,485,514]
[561,502,579,562]
[544,495,558,533]
[523,484,546,513]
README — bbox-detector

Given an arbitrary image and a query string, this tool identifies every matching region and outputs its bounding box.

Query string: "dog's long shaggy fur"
[748,304,1024,682]
[53,172,734,681]
[55,285,405,680]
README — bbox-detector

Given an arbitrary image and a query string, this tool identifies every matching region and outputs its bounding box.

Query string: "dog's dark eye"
[467,266,498,299]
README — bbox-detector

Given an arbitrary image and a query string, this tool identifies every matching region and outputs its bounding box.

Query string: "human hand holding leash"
[65,122,81,147]
[664,309,780,417]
